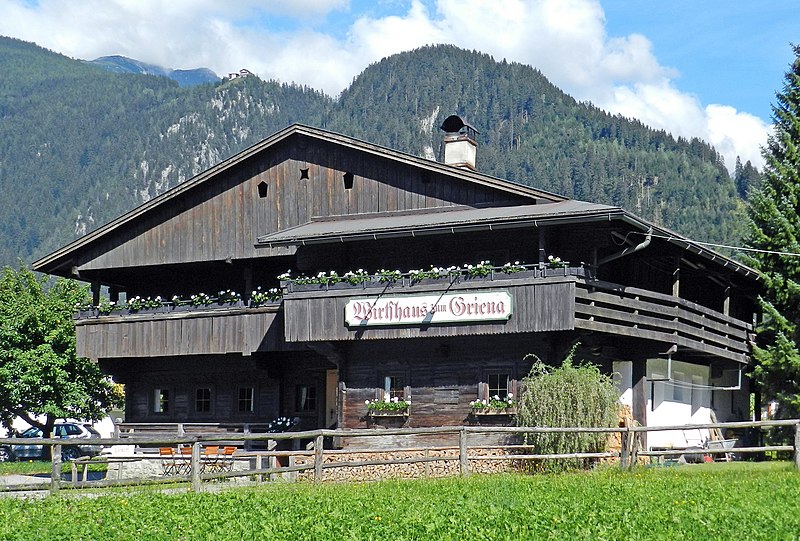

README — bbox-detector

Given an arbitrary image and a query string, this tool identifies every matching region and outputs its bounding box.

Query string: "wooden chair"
[220,446,237,472]
[159,447,177,476]
[202,445,221,473]
[177,446,193,475]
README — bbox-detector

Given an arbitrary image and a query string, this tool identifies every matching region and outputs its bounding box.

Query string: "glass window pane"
[296,385,317,411]
[196,388,211,413]
[487,374,510,399]
[238,387,254,412]
[383,376,405,399]
[154,389,169,413]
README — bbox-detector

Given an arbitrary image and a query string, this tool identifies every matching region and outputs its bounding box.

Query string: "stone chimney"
[440,115,478,170]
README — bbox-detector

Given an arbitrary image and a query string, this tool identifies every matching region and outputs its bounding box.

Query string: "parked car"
[0,422,102,462]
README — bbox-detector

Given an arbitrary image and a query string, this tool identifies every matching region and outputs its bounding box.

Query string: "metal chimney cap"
[440,115,479,135]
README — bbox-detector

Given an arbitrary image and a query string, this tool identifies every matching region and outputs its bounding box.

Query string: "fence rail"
[1,419,797,495]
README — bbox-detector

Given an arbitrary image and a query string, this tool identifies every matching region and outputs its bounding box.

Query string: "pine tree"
[745,44,800,418]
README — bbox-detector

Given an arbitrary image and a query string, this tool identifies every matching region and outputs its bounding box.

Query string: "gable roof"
[33,124,565,273]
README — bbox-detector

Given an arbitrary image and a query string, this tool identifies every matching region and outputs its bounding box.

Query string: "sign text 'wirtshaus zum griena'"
[344,291,513,327]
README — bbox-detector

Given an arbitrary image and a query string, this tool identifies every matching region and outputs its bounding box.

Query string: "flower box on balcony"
[368,410,409,417]
[470,407,517,416]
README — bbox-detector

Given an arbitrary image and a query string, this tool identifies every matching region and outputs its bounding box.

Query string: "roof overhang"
[256,201,621,246]
[256,201,758,281]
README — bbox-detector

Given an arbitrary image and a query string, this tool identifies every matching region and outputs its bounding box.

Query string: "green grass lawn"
[0,460,106,476]
[0,460,53,476]
[0,462,797,540]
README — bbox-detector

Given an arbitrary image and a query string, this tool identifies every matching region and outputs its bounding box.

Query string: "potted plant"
[365,395,411,416]
[470,394,517,415]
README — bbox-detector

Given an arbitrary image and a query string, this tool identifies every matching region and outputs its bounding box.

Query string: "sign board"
[345,291,513,327]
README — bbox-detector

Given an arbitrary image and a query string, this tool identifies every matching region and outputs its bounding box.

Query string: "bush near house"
[516,347,620,471]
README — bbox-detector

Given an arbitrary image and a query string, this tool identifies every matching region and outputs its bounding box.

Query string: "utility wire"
[631,231,800,258]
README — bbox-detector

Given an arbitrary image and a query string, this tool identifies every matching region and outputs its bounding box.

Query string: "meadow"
[0,462,797,540]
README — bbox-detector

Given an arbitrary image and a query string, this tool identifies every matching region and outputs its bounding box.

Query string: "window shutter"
[477,382,488,401]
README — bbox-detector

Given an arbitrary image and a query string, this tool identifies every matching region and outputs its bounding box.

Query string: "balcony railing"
[575,280,752,363]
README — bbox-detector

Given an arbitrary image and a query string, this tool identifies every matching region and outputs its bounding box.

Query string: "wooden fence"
[1,419,798,495]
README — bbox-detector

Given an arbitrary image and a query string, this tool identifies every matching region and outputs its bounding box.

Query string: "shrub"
[516,346,619,472]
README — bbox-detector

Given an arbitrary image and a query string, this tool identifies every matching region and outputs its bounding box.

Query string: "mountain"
[0,37,751,267]
[86,55,220,86]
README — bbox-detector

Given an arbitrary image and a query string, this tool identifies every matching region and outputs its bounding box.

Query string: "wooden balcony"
[574,280,752,363]
[75,304,290,360]
[75,270,752,364]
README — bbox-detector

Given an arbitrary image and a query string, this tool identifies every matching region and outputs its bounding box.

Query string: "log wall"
[75,140,529,271]
[116,355,282,423]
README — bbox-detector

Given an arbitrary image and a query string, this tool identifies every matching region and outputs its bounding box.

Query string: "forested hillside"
[329,46,753,248]
[0,38,755,267]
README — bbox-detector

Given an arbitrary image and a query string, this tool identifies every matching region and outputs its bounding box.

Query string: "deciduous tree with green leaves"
[0,265,122,439]
[745,44,800,419]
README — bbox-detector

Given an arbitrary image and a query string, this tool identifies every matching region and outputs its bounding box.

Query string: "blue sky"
[1,0,797,171]
[601,1,798,123]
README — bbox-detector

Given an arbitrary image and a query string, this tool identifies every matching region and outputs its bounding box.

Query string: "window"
[296,385,317,411]
[257,181,268,198]
[478,372,513,402]
[21,427,41,438]
[487,373,510,399]
[238,387,254,413]
[383,376,406,400]
[671,372,687,403]
[63,424,83,436]
[196,388,211,413]
[154,389,169,413]
[343,171,354,189]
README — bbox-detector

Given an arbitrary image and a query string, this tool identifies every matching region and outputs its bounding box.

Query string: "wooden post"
[671,265,680,298]
[314,434,324,482]
[191,442,201,492]
[91,282,100,306]
[620,427,629,469]
[459,427,469,476]
[723,286,731,317]
[268,440,277,482]
[244,265,253,299]
[629,431,640,470]
[255,454,263,483]
[794,423,800,471]
[50,444,62,494]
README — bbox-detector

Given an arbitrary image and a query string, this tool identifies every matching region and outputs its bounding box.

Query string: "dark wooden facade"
[34,125,758,443]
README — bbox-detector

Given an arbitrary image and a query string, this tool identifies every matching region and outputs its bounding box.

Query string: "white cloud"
[261,0,349,18]
[0,0,767,171]
[705,105,768,169]
[600,81,769,170]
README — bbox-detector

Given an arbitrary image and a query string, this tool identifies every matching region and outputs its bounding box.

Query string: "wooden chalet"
[33,122,758,449]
